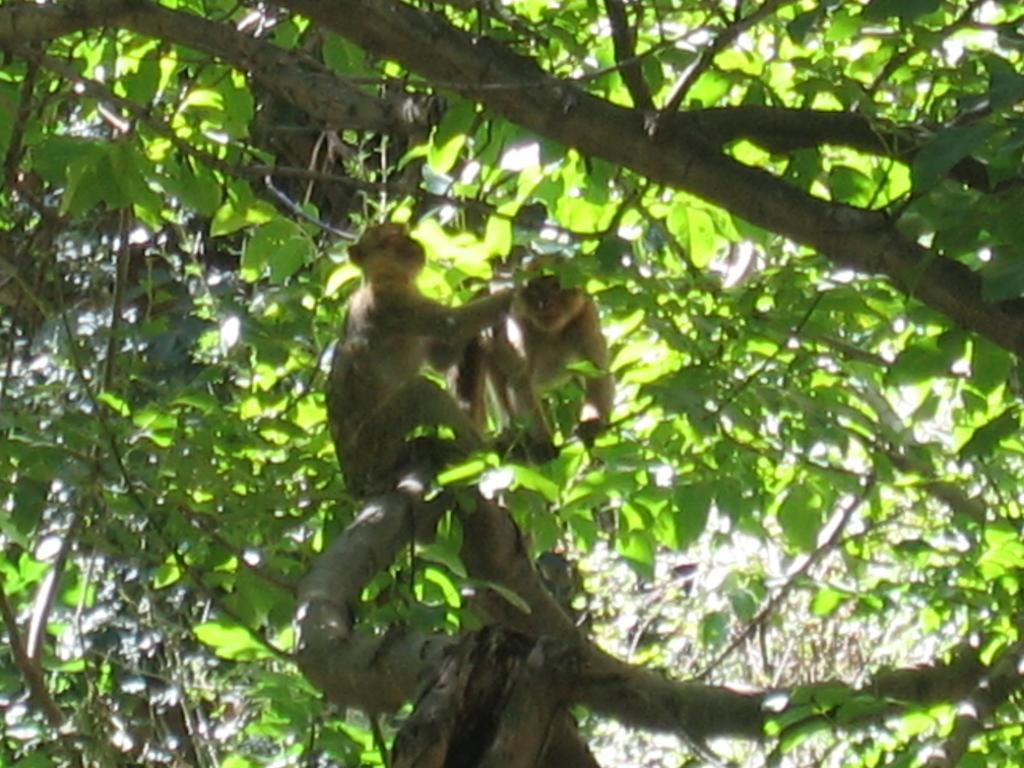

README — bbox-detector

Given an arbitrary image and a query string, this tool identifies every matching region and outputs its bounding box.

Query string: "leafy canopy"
[1,0,1024,766]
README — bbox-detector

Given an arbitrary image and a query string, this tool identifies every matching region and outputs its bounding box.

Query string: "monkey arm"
[575,301,614,428]
[449,335,490,430]
[418,290,514,342]
[423,291,516,372]
[426,340,465,370]
[490,328,556,455]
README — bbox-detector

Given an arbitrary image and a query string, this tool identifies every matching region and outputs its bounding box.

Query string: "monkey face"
[518,275,585,332]
[351,223,426,280]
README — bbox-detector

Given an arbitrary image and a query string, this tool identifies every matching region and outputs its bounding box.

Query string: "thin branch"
[101,211,131,391]
[171,550,294,662]
[868,0,985,94]
[0,577,85,768]
[695,475,876,679]
[180,506,299,593]
[714,291,823,413]
[0,253,50,317]
[24,520,80,665]
[661,0,792,115]
[602,0,652,110]
[2,52,37,188]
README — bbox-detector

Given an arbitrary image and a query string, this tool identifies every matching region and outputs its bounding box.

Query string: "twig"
[926,640,1024,766]
[2,52,37,188]
[180,506,299,593]
[0,577,85,768]
[24,519,80,664]
[101,210,131,390]
[661,0,792,115]
[603,0,652,109]
[171,551,294,661]
[868,0,985,94]
[695,475,876,679]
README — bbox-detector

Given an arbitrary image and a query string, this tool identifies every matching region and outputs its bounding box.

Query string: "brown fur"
[327,223,513,495]
[453,273,613,460]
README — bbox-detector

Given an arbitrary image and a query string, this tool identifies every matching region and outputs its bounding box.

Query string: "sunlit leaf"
[193,622,271,661]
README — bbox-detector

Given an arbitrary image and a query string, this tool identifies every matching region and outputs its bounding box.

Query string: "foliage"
[1,0,1024,766]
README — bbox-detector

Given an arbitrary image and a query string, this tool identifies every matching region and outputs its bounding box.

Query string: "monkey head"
[350,223,426,282]
[516,275,586,334]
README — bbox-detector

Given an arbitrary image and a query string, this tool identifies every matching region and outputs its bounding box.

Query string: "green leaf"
[888,337,958,384]
[978,522,1024,579]
[119,44,161,104]
[787,10,819,44]
[980,255,1024,302]
[211,181,273,237]
[322,33,362,74]
[671,483,712,548]
[97,391,131,417]
[0,84,15,160]
[430,100,475,173]
[422,565,461,607]
[510,464,560,501]
[811,586,849,617]
[153,560,182,588]
[828,165,874,205]
[437,455,490,485]
[912,123,995,193]
[864,0,940,22]
[700,610,729,647]
[959,408,1020,459]
[834,695,887,724]
[667,205,715,268]
[971,338,1012,393]
[242,219,313,283]
[984,55,1024,111]
[466,578,532,614]
[616,530,655,574]
[193,621,270,661]
[169,157,222,217]
[778,485,822,552]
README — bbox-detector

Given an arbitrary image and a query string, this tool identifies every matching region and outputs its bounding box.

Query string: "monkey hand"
[575,417,606,447]
[496,429,559,464]
[525,436,559,464]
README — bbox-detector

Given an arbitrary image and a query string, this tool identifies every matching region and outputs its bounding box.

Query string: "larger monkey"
[327,223,513,496]
[455,262,614,461]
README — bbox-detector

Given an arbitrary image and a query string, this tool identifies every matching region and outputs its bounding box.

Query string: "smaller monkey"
[455,263,614,461]
[327,223,513,496]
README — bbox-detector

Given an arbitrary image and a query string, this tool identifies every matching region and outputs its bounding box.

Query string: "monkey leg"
[336,378,486,496]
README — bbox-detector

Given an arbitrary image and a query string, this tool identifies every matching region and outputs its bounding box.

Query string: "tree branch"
[661,0,792,114]
[6,0,1023,356]
[0,577,84,768]
[602,0,652,110]
[273,0,1024,359]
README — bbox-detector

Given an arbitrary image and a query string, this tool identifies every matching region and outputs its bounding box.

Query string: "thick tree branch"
[930,640,1024,766]
[296,473,1007,747]
[0,0,130,41]
[5,0,1023,356]
[0,0,431,136]
[119,4,438,135]
[274,0,1024,359]
[673,107,1017,193]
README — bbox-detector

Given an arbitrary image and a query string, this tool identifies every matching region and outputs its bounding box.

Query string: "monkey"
[326,223,514,497]
[453,263,614,462]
